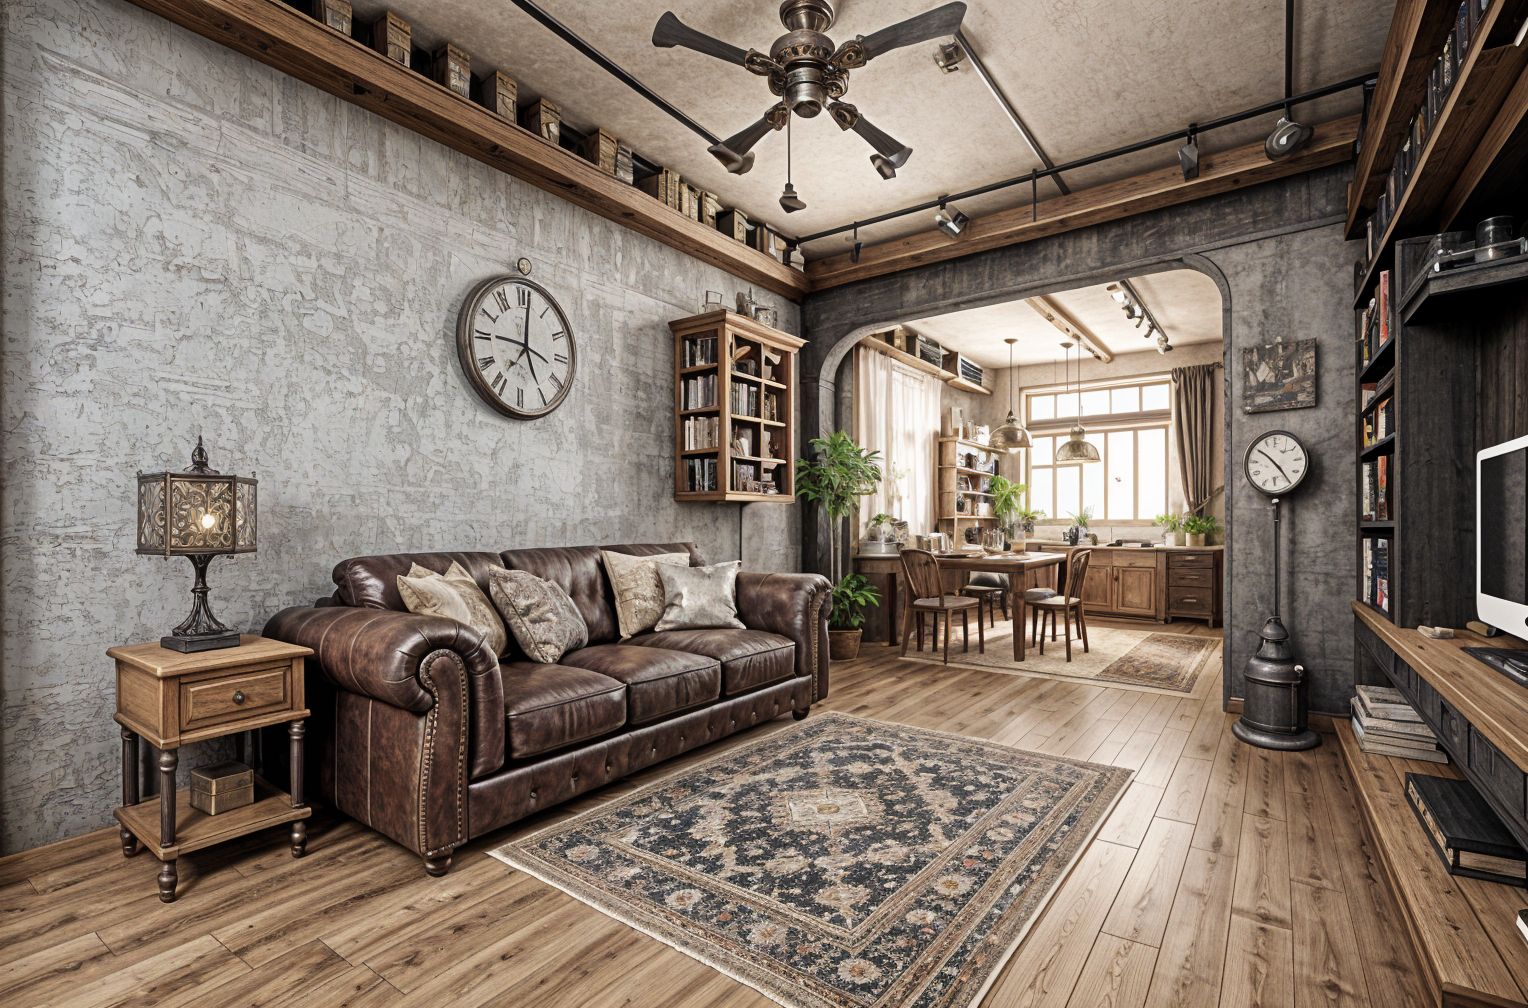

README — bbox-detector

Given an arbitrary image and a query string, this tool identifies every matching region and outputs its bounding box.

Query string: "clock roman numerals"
[476,355,495,370]
[554,353,568,364]
[491,372,506,395]
[494,288,512,313]
[460,276,575,418]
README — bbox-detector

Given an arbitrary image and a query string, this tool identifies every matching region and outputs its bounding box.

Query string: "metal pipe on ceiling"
[795,70,1375,245]
[954,29,1071,196]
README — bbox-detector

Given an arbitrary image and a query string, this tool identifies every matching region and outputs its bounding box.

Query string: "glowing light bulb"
[200,512,217,530]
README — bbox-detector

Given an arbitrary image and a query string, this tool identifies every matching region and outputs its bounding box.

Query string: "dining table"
[853,550,1067,661]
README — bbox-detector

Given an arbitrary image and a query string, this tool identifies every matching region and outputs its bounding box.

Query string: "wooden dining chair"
[1029,548,1093,661]
[961,572,1009,627]
[898,549,984,665]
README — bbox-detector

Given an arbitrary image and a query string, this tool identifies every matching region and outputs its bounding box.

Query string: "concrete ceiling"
[904,268,1223,368]
[348,1,1386,258]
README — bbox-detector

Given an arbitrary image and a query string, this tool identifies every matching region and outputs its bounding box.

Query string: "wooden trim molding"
[124,0,810,300]
[804,116,1360,291]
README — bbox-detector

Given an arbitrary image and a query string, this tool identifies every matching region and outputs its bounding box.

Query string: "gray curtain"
[1172,364,1218,514]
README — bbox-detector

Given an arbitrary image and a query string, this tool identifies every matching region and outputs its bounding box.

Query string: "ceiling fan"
[652,0,966,180]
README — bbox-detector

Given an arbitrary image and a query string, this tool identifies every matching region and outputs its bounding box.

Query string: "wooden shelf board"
[730,371,788,389]
[1403,254,1528,325]
[1359,337,1397,382]
[115,779,309,860]
[732,454,786,464]
[1360,520,1397,532]
[730,414,786,428]
[939,514,998,521]
[124,0,807,300]
[940,464,998,478]
[1334,718,1528,1007]
[858,340,993,396]
[679,364,716,376]
[947,376,991,396]
[1361,433,1397,460]
[679,447,720,456]
[679,406,719,416]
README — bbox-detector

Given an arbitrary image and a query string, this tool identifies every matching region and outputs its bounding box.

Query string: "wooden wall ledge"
[126,0,810,300]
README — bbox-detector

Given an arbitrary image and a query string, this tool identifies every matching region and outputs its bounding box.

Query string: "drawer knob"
[233,691,246,705]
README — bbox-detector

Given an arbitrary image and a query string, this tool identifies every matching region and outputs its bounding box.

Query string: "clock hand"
[1258,449,1290,482]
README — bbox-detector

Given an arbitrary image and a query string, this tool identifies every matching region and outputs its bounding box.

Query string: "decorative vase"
[1163,531,1181,547]
[828,628,862,661]
[1187,532,1207,547]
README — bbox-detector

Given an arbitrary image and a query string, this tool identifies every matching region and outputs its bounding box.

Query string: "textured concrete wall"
[0,0,798,852]
[802,168,1357,715]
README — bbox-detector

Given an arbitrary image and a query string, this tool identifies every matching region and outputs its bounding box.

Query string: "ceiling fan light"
[1055,426,1100,463]
[1264,116,1313,160]
[871,154,899,179]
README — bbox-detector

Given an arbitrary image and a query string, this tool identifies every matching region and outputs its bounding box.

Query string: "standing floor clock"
[456,272,576,419]
[1235,428,1320,751]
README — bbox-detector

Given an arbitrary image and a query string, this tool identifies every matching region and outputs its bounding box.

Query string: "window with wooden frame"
[1023,375,1172,523]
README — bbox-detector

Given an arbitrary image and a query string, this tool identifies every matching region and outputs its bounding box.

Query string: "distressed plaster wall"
[801,167,1358,716]
[0,0,799,852]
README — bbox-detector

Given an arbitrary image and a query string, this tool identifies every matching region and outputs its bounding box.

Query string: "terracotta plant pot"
[828,628,863,661]
[1187,533,1207,547]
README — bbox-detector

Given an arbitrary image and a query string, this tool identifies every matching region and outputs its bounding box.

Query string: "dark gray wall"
[801,167,1358,715]
[0,0,798,852]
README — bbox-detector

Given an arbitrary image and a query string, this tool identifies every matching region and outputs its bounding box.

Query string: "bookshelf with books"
[670,309,804,503]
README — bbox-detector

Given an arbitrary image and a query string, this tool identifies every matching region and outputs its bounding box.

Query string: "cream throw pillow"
[600,550,690,638]
[487,567,589,663]
[655,561,745,632]
[397,561,509,657]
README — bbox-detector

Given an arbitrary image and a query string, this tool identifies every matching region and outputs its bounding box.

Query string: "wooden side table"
[109,635,313,902]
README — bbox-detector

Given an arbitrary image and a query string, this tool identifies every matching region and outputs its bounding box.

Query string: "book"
[1354,718,1449,762]
[1406,773,1527,886]
[1356,685,1421,721]
[1351,696,1437,742]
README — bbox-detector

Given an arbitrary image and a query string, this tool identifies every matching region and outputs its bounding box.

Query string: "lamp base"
[162,629,242,653]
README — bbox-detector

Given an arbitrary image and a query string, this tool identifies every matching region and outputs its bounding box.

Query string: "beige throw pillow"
[397,561,509,657]
[655,561,745,632]
[600,550,690,638]
[487,567,589,663]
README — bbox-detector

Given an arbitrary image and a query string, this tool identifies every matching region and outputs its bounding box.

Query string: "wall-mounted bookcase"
[671,310,804,503]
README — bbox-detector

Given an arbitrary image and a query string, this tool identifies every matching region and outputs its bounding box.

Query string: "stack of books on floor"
[1406,773,1528,888]
[1351,684,1446,763]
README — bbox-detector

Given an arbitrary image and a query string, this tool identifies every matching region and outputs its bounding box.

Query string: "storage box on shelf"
[672,310,803,503]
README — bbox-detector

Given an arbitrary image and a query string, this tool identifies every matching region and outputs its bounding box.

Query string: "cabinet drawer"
[1469,727,1527,819]
[1167,552,1213,569]
[1168,568,1214,588]
[1414,678,1441,733]
[1113,552,1158,569]
[1354,618,1394,678]
[1167,586,1214,614]
[179,663,292,732]
[1436,698,1467,755]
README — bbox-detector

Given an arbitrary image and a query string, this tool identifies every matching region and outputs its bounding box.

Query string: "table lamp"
[136,436,257,652]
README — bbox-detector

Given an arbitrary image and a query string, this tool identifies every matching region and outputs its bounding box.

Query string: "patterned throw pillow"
[396,561,509,657]
[487,567,589,663]
[599,550,691,638]
[654,561,745,632]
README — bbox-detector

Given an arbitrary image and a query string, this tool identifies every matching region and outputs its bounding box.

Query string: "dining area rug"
[490,712,1131,1008]
[905,623,1220,695]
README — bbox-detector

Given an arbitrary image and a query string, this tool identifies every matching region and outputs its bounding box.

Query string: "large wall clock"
[455,275,576,419]
[1244,429,1310,495]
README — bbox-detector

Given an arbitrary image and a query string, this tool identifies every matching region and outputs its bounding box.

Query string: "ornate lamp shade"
[988,411,1031,453]
[137,437,256,652]
[1055,426,1101,463]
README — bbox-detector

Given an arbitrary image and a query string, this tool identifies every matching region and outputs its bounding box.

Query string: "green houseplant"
[1014,506,1045,539]
[1183,514,1221,547]
[987,476,1028,546]
[796,431,883,660]
[1154,512,1186,547]
[1065,506,1093,546]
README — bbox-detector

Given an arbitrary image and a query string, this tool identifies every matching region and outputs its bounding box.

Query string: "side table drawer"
[1167,586,1214,614]
[179,663,291,732]
[1167,568,1214,588]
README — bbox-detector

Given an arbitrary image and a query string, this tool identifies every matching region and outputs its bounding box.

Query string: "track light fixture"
[1266,0,1313,160]
[1177,125,1200,180]
[933,41,965,73]
[1110,278,1171,349]
[850,222,862,263]
[935,199,969,238]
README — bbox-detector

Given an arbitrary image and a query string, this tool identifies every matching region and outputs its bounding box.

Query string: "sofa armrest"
[735,572,832,701]
[264,606,506,779]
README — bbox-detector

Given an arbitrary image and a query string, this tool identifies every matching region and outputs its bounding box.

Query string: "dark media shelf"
[1402,255,1528,325]
[1358,337,1396,384]
[1360,434,1397,462]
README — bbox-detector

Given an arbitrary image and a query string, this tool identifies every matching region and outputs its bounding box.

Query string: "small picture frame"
[1242,339,1317,413]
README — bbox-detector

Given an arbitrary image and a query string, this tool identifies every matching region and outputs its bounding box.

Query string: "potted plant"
[796,431,883,660]
[1065,507,1093,546]
[862,512,897,555]
[1015,506,1045,540]
[1154,513,1186,547]
[1183,514,1221,547]
[988,476,1028,547]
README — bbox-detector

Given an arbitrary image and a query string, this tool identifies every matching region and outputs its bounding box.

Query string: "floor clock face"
[456,275,576,419]
[1244,429,1309,495]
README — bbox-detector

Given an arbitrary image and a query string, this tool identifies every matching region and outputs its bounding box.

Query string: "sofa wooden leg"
[792,707,810,721]
[424,853,454,877]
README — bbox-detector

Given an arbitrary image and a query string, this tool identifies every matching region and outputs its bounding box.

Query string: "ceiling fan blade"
[652,11,749,67]
[708,104,789,174]
[828,102,912,169]
[838,2,967,67]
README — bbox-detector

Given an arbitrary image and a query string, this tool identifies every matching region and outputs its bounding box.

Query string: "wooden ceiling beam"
[123,0,810,300]
[1024,296,1114,364]
[804,116,1360,292]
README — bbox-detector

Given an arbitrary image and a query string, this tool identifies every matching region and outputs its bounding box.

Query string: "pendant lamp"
[1054,340,1100,463]
[988,337,1030,453]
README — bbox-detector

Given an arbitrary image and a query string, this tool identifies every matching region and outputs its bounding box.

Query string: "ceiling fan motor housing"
[771,2,840,117]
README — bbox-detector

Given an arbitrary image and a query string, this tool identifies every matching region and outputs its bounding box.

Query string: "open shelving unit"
[937,437,1004,548]
[858,337,991,396]
[671,310,804,503]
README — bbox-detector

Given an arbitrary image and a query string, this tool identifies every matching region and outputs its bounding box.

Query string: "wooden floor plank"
[1064,935,1159,1008]
[1290,880,1372,1008]
[1232,813,1293,929]
[1245,747,1287,821]
[1097,783,1166,849]
[1101,818,1196,948]
[1142,846,1237,1008]
[1156,756,1213,823]
[1219,916,1295,1008]
[1191,728,1250,855]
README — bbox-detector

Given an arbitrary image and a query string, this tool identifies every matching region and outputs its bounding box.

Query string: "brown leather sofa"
[264,542,829,875]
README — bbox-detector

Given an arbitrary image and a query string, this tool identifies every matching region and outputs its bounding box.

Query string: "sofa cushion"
[500,546,621,645]
[488,567,588,663]
[332,552,503,610]
[559,645,721,726]
[601,550,691,638]
[397,562,509,658]
[627,629,795,697]
[502,665,627,759]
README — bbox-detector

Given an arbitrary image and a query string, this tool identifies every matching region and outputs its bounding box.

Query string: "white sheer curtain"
[855,348,941,538]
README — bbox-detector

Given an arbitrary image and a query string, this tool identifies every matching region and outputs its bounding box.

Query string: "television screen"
[1480,443,1527,608]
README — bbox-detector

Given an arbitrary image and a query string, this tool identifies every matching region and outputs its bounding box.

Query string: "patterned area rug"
[490,713,1130,1008]
[906,624,1220,695]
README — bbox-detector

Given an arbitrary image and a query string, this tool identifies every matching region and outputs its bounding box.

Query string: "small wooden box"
[639,168,682,209]
[481,70,518,121]
[369,11,411,67]
[699,191,720,228]
[519,97,560,144]
[680,183,699,221]
[189,760,254,816]
[614,143,635,185]
[580,128,620,176]
[432,43,471,98]
[716,208,750,243]
[311,0,351,35]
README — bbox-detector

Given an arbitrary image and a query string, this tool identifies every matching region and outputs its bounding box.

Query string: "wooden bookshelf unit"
[937,437,1002,547]
[671,310,803,503]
